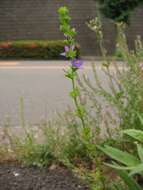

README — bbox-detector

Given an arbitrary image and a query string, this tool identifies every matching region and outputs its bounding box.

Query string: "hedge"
[0,40,80,60]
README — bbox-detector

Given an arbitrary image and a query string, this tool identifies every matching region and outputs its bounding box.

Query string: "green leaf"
[76,105,85,117]
[110,182,127,190]
[123,129,143,143]
[117,170,142,190]
[70,88,80,98]
[115,91,124,100]
[82,127,91,141]
[105,162,136,171]
[58,6,69,15]
[60,25,70,34]
[137,112,143,126]
[137,143,143,162]
[65,70,76,79]
[66,50,76,59]
[105,162,143,176]
[129,163,143,176]
[98,145,140,167]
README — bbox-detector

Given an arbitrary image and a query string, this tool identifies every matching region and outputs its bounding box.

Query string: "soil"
[0,163,88,190]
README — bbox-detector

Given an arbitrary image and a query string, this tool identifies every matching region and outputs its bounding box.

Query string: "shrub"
[85,16,143,189]
[0,40,80,60]
[96,0,143,23]
[82,20,143,135]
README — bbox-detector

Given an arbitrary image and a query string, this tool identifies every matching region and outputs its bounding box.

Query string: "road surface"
[0,61,93,126]
[0,60,121,126]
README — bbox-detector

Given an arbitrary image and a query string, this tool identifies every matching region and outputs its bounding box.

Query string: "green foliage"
[124,129,143,143]
[99,125,143,189]
[13,134,56,167]
[0,40,80,60]
[107,181,126,190]
[99,145,140,167]
[85,16,143,189]
[96,0,143,23]
[2,99,60,168]
[58,7,77,42]
[116,170,142,190]
[81,20,143,133]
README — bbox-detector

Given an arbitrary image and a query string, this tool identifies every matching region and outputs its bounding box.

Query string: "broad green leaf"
[129,163,143,176]
[117,170,142,190]
[123,129,143,143]
[106,162,143,176]
[98,145,140,166]
[105,162,137,171]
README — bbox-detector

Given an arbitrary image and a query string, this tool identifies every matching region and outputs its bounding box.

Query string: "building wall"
[0,0,143,55]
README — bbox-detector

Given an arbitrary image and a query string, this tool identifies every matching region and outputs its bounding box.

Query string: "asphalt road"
[0,61,94,126]
[0,60,121,126]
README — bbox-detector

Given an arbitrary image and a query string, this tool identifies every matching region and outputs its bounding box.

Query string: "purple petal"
[64,45,70,52]
[71,59,84,68]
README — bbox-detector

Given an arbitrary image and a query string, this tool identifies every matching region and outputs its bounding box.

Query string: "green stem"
[71,73,86,129]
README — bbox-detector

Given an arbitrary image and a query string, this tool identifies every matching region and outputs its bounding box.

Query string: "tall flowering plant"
[58,7,87,131]
[58,7,106,189]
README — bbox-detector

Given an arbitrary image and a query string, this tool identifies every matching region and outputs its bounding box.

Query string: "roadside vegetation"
[0,40,80,60]
[0,1,143,190]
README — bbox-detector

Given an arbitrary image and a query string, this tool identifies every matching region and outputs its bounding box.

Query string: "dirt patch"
[0,163,88,190]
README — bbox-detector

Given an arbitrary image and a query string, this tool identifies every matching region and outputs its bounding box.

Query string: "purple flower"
[65,45,70,52]
[61,45,75,57]
[71,59,84,69]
